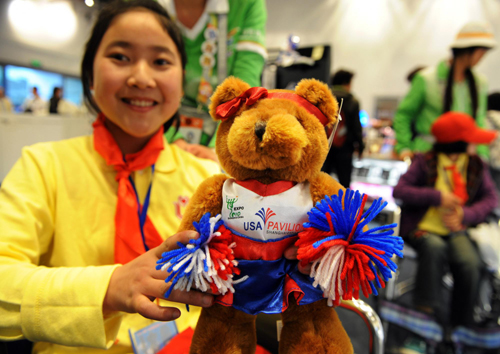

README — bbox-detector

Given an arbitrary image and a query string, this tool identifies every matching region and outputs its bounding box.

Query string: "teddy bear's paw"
[296,188,404,305]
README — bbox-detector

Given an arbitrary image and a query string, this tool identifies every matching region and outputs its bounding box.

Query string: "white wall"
[0,1,95,76]
[0,113,94,181]
[265,0,500,117]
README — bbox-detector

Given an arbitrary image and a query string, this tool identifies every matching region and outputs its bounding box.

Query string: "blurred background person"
[393,112,498,353]
[22,86,46,115]
[406,66,426,84]
[49,87,62,114]
[0,87,13,113]
[159,0,267,162]
[322,69,364,188]
[48,87,79,116]
[394,21,496,163]
[486,92,500,199]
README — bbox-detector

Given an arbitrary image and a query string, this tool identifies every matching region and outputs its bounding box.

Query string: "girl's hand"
[185,144,219,163]
[440,191,462,209]
[103,230,214,321]
[284,245,311,275]
[442,207,464,232]
[399,150,414,162]
[173,139,219,163]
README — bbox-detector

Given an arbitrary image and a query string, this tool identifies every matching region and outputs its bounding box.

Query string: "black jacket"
[49,97,60,114]
[330,87,364,153]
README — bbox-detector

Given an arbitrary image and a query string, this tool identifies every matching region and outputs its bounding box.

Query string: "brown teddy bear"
[158,76,401,354]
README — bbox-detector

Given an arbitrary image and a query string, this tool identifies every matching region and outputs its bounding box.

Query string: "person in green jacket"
[394,21,496,162]
[159,0,267,161]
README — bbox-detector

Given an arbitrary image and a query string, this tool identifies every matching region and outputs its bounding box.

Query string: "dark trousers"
[407,231,483,326]
[321,147,354,188]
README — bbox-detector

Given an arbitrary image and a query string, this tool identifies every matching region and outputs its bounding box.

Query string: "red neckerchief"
[93,113,164,264]
[444,164,469,204]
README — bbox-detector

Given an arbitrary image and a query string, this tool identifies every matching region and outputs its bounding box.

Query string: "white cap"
[450,21,496,49]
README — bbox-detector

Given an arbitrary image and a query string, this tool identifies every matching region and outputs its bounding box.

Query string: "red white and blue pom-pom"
[156,213,244,298]
[296,189,403,307]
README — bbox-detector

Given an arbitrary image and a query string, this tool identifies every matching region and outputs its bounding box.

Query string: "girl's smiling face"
[92,9,183,141]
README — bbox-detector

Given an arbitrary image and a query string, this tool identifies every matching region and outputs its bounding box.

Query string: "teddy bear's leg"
[190,304,257,354]
[278,297,353,354]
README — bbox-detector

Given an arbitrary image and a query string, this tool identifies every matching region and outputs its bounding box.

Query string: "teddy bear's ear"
[295,79,339,127]
[209,76,251,120]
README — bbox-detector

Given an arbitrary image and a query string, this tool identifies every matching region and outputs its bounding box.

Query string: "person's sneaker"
[398,336,427,354]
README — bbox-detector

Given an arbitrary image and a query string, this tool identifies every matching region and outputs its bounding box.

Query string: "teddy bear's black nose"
[255,121,267,141]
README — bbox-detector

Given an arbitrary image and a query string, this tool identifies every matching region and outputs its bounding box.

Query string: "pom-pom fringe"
[296,189,403,306]
[156,213,244,299]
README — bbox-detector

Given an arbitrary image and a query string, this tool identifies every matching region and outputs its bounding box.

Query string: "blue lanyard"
[128,164,155,252]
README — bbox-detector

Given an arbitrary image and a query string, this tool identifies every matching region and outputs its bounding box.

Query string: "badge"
[197,79,213,105]
[204,26,218,41]
[202,40,217,55]
[199,53,215,70]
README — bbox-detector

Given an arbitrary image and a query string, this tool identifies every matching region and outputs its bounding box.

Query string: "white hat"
[450,21,496,49]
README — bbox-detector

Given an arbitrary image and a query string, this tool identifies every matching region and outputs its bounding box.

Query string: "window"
[5,65,63,110]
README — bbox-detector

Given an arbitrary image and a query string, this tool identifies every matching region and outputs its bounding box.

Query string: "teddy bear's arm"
[177,173,229,231]
[309,171,345,204]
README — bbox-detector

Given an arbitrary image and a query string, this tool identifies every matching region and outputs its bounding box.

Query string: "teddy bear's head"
[209,77,339,183]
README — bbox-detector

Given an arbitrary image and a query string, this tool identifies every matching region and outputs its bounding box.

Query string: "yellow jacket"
[0,135,220,353]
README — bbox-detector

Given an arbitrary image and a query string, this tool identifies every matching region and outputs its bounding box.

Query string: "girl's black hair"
[433,141,468,154]
[443,47,488,119]
[81,0,186,132]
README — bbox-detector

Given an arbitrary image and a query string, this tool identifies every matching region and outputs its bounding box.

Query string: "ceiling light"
[8,0,77,46]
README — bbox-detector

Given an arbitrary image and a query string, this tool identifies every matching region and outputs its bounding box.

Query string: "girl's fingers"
[151,231,200,279]
[283,245,298,260]
[135,296,181,322]
[166,286,214,308]
[298,262,312,275]
[144,278,214,308]
[154,230,199,259]
[284,245,311,274]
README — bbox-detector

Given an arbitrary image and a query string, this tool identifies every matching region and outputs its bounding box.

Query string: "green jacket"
[393,60,489,158]
[162,0,267,146]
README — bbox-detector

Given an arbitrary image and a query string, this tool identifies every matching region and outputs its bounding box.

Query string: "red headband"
[215,87,329,126]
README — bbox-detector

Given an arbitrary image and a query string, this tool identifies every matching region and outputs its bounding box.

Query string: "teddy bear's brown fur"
[178,77,353,354]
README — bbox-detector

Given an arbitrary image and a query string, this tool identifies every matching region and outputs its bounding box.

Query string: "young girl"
[0,0,220,352]
[394,21,496,162]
